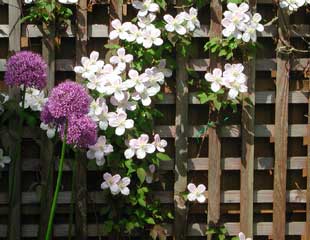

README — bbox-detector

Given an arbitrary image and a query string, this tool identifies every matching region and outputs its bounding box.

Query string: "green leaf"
[145,217,156,224]
[197,92,209,104]
[102,220,114,234]
[137,167,146,184]
[155,0,167,9]
[156,152,171,161]
[104,43,121,49]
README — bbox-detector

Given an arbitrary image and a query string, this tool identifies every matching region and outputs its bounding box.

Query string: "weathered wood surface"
[7,1,21,239]
[272,7,290,240]
[207,0,222,230]
[174,1,189,239]
[75,1,89,239]
[240,0,256,237]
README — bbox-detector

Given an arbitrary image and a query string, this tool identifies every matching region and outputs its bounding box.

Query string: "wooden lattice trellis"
[0,0,309,239]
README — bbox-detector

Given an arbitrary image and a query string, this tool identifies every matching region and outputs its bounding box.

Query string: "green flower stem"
[45,121,68,240]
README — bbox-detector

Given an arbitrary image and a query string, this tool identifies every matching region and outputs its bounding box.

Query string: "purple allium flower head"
[44,81,91,123]
[61,114,97,148]
[4,51,47,89]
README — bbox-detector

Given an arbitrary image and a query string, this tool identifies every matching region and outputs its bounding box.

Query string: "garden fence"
[0,0,309,239]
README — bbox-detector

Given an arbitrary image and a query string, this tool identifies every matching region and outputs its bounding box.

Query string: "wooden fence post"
[207,0,222,232]
[75,0,88,239]
[272,7,290,240]
[38,20,56,239]
[240,0,257,237]
[7,1,21,239]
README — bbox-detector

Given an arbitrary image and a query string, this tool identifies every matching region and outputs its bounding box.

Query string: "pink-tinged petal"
[227,3,238,11]
[101,182,109,189]
[154,38,163,46]
[128,69,138,79]
[187,183,196,192]
[112,174,121,183]
[164,14,174,23]
[239,3,249,12]
[145,144,156,153]
[132,0,143,9]
[103,172,112,181]
[86,150,95,159]
[187,193,196,201]
[256,24,264,32]
[121,187,130,195]
[228,88,239,99]
[117,47,126,57]
[109,30,119,40]
[121,177,131,186]
[149,3,159,12]
[95,150,104,160]
[196,194,206,203]
[110,56,120,64]
[136,148,147,159]
[90,51,99,61]
[110,184,120,195]
[111,19,121,29]
[124,148,135,159]
[204,73,214,82]
[238,232,246,240]
[125,119,134,129]
[197,184,206,193]
[213,68,222,77]
[125,54,133,63]
[141,96,152,106]
[175,25,187,35]
[115,126,126,136]
[74,66,84,74]
[211,82,221,92]
[139,134,149,143]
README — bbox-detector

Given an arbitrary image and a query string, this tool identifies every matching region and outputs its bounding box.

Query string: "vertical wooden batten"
[240,0,256,237]
[7,1,21,239]
[75,0,88,239]
[38,20,56,239]
[272,7,290,240]
[207,0,222,231]
[174,0,189,239]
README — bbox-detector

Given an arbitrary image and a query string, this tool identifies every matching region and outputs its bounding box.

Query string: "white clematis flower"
[101,173,121,195]
[22,88,47,111]
[153,134,167,152]
[132,0,159,17]
[221,3,250,39]
[110,91,137,112]
[109,19,132,40]
[58,0,78,3]
[204,68,224,92]
[87,136,113,166]
[187,183,206,203]
[124,69,148,93]
[108,110,134,136]
[118,177,131,195]
[137,13,156,28]
[110,48,133,72]
[104,75,128,101]
[141,24,163,48]
[164,14,187,35]
[184,7,200,32]
[74,51,104,79]
[242,13,264,42]
[124,134,156,159]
